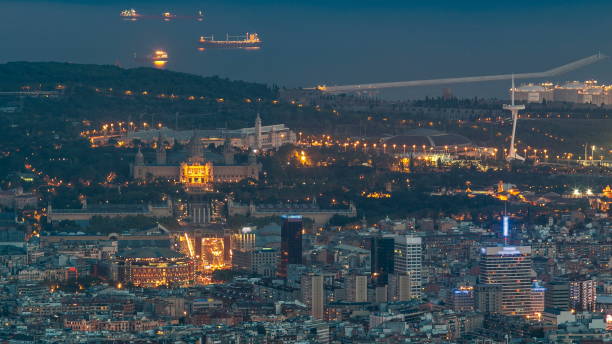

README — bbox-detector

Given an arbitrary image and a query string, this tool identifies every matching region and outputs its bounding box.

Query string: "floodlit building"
[114,247,196,288]
[513,84,553,103]
[132,132,260,186]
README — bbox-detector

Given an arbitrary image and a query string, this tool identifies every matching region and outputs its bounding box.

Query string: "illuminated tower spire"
[504,75,525,161]
[502,212,509,246]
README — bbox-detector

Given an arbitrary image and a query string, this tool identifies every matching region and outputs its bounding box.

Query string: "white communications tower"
[503,76,525,161]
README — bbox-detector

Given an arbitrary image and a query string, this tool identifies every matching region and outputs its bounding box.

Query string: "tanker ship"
[198,33,262,48]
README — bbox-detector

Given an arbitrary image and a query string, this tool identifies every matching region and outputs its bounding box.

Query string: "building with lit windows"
[451,286,475,312]
[393,235,422,300]
[114,247,195,288]
[479,246,534,317]
[570,277,597,312]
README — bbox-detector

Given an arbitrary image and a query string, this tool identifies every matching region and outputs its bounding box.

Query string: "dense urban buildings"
[1,2,612,342]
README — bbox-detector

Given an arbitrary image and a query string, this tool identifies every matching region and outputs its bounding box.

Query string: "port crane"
[314,53,608,93]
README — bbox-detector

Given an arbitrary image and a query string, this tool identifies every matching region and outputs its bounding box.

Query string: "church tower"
[255,113,262,150]
[156,133,167,165]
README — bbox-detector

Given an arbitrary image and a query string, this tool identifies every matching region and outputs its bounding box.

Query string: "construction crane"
[314,53,608,93]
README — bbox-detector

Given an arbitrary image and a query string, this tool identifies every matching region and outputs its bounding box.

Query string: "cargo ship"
[120,8,141,20]
[198,33,262,48]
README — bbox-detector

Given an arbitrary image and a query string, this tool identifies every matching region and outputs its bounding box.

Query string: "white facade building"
[393,235,422,300]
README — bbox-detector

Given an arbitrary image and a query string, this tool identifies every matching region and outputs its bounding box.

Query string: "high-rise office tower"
[479,246,534,316]
[278,215,303,278]
[301,273,324,319]
[393,235,422,300]
[371,236,395,286]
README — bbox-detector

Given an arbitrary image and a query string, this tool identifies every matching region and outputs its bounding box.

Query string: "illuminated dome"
[384,129,471,148]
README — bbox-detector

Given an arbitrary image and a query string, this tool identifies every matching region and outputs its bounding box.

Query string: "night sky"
[2,0,612,99]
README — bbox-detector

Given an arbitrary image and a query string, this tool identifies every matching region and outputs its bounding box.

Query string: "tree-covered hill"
[0,62,274,100]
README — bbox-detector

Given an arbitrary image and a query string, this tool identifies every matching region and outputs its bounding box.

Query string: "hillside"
[0,62,274,100]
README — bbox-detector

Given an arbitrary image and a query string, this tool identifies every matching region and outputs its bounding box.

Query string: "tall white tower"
[503,76,525,161]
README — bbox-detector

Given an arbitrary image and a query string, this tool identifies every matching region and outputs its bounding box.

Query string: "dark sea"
[2,0,612,99]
